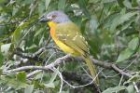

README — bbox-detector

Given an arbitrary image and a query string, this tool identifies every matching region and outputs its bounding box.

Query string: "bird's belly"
[54,39,80,56]
[49,26,80,56]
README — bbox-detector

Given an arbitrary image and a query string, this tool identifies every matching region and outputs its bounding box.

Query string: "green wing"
[55,22,89,56]
[56,22,99,85]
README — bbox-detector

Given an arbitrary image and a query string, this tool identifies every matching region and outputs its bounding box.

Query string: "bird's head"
[40,11,71,24]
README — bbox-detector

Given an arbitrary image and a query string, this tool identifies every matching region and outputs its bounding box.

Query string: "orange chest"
[50,27,56,39]
[48,22,57,40]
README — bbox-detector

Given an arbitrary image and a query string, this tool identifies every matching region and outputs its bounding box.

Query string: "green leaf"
[12,16,36,47]
[116,37,139,62]
[104,11,137,31]
[58,0,66,11]
[116,48,133,63]
[45,0,51,10]
[103,13,120,29]
[44,82,55,88]
[24,85,34,93]
[89,15,99,31]
[38,1,45,15]
[1,43,11,55]
[0,0,6,4]
[0,52,4,66]
[0,69,2,75]
[123,0,132,9]
[89,0,99,3]
[12,22,28,46]
[34,72,44,80]
[12,26,22,46]
[102,86,126,93]
[15,81,28,90]
[101,0,116,3]
[78,0,90,18]
[60,91,69,93]
[1,75,28,90]
[126,84,135,93]
[119,12,137,24]
[49,68,59,83]
[128,37,139,51]
[117,0,125,7]
[17,72,26,82]
[110,12,137,31]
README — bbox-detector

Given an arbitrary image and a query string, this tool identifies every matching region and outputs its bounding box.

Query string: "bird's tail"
[83,55,99,86]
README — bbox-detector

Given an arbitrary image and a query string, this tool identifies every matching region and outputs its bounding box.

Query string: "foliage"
[0,0,140,93]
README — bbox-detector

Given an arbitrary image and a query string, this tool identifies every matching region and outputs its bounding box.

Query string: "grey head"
[40,11,71,23]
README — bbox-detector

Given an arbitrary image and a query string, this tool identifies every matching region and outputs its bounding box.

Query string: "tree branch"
[4,54,133,79]
[9,47,135,79]
[3,55,71,74]
[92,58,132,78]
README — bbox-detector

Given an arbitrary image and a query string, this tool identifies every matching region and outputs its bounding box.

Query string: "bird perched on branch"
[40,11,99,86]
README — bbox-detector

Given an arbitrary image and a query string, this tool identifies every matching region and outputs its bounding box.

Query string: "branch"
[6,44,135,79]
[4,54,133,79]
[111,64,132,77]
[3,55,71,74]
[3,54,134,93]
[14,47,45,61]
[92,58,132,78]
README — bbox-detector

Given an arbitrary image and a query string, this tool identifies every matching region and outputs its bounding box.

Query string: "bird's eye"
[52,15,56,18]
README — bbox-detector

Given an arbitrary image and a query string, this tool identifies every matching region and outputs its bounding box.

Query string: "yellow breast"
[48,21,79,55]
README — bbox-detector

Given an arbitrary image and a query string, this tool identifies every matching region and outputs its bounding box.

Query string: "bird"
[40,11,99,86]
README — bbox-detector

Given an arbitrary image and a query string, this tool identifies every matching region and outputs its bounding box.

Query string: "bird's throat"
[47,21,57,28]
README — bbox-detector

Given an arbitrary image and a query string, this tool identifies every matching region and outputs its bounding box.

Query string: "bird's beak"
[39,16,52,23]
[39,16,49,23]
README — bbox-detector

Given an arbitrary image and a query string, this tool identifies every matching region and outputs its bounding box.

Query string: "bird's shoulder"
[56,22,80,33]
